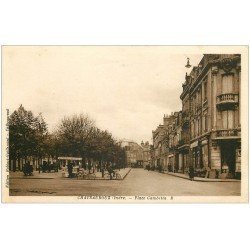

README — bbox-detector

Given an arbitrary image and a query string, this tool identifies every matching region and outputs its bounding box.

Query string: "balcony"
[182,116,189,127]
[215,129,241,139]
[195,103,202,113]
[216,93,239,110]
[177,138,189,150]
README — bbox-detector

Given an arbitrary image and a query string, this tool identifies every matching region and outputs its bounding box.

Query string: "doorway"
[220,141,236,175]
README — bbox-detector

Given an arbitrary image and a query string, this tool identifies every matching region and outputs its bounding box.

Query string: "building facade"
[141,141,151,167]
[152,54,241,179]
[152,124,167,169]
[187,54,241,179]
[121,141,144,167]
[152,112,182,172]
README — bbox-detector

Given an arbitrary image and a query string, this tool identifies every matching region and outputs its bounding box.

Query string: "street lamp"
[185,57,191,68]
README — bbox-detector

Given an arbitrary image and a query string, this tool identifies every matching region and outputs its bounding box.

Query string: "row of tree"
[9,105,126,169]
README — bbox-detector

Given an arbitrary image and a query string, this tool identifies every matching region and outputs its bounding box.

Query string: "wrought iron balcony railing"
[216,93,239,109]
[194,103,202,113]
[216,129,241,138]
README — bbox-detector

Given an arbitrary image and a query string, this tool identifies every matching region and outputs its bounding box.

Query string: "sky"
[3,46,203,143]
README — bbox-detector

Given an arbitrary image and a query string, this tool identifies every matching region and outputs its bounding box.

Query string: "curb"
[10,177,55,180]
[122,168,132,180]
[166,172,241,182]
[62,168,132,181]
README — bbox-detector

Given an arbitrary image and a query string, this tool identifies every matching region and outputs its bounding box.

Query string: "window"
[197,118,201,135]
[204,81,207,100]
[195,120,198,136]
[191,122,193,138]
[222,74,233,93]
[202,114,208,132]
[198,88,201,103]
[205,114,208,132]
[222,110,234,129]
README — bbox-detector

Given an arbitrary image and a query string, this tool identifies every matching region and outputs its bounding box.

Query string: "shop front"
[201,139,209,169]
[190,138,209,176]
[168,154,174,172]
[218,139,241,179]
[190,141,200,169]
[178,144,190,173]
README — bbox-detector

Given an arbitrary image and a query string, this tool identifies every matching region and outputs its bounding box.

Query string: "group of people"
[39,161,59,173]
[66,161,120,179]
[23,161,60,176]
[23,161,33,176]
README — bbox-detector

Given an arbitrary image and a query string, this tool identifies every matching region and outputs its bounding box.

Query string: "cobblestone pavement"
[9,168,241,196]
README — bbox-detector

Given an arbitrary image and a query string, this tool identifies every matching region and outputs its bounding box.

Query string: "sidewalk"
[9,171,61,179]
[165,171,241,182]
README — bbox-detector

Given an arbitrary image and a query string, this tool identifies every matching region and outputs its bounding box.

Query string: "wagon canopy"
[58,157,82,161]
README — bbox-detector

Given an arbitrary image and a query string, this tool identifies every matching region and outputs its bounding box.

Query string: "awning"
[58,157,82,161]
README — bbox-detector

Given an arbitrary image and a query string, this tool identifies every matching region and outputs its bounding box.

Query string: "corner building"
[182,54,241,179]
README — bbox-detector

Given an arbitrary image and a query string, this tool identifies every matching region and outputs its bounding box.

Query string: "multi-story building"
[140,141,151,167]
[167,111,183,172]
[121,141,144,167]
[183,54,241,179]
[152,54,241,179]
[152,124,167,169]
[152,112,182,171]
[179,74,192,174]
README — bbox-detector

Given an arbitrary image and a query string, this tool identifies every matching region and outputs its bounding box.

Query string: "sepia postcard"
[1,45,249,203]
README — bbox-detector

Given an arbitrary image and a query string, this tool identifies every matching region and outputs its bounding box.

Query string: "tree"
[55,114,126,167]
[56,114,96,162]
[9,105,49,170]
[33,112,49,160]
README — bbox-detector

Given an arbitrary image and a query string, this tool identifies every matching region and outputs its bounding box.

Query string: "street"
[9,168,241,196]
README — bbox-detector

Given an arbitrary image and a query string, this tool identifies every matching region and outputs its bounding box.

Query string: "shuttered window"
[222,75,233,93]
[222,110,234,129]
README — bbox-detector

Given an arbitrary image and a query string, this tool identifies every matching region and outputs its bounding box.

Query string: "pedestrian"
[107,163,114,180]
[67,161,73,178]
[101,165,105,178]
[167,163,171,172]
[189,166,195,181]
[205,166,211,178]
[175,165,179,173]
[48,161,51,172]
[29,161,33,174]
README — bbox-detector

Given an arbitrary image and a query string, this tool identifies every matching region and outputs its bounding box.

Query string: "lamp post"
[184,57,192,171]
[185,57,191,68]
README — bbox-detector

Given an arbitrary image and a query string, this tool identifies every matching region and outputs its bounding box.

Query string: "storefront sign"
[190,141,198,148]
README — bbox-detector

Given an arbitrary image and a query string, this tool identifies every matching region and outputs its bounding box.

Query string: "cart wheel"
[104,173,110,180]
[90,174,96,180]
[116,173,122,180]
